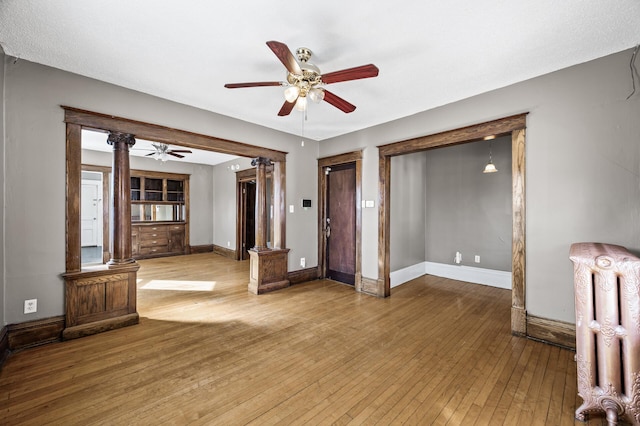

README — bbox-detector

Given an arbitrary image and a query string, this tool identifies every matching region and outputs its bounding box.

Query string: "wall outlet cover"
[24,299,37,314]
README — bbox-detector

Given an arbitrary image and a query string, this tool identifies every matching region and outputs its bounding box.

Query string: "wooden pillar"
[272,161,286,249]
[251,157,270,251]
[107,132,136,267]
[248,156,290,294]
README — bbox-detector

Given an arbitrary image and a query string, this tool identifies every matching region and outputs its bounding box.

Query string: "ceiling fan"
[224,40,379,116]
[144,143,192,162]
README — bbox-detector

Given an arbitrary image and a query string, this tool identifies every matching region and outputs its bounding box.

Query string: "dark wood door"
[242,181,256,260]
[326,163,356,285]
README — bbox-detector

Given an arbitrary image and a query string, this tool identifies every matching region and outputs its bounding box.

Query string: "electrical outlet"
[227,241,231,247]
[300,257,306,268]
[24,299,37,314]
[475,255,480,263]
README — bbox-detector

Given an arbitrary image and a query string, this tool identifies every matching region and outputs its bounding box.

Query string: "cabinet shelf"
[130,170,190,259]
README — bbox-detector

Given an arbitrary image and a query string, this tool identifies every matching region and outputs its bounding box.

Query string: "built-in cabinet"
[130,170,189,259]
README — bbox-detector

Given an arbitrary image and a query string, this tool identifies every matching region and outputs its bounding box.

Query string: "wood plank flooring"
[0,253,614,425]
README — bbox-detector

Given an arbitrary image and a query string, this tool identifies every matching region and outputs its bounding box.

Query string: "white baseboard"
[391,261,512,290]
[390,263,426,288]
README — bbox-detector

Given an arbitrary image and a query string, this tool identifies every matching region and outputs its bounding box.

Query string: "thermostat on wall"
[301,199,312,208]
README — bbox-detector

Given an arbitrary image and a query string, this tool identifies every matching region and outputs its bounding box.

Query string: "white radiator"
[570,242,640,425]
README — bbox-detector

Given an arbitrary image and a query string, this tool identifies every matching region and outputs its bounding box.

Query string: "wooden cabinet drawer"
[139,225,168,235]
[139,246,169,255]
[139,237,169,247]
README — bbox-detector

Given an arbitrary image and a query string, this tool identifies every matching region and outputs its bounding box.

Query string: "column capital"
[251,157,272,168]
[107,132,136,147]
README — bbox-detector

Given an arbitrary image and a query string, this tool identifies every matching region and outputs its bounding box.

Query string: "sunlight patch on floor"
[141,279,216,291]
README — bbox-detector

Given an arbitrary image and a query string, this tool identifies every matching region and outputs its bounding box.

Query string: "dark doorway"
[326,163,356,285]
[240,180,256,260]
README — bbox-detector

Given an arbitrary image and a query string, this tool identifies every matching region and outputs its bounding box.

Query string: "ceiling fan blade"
[321,64,379,84]
[266,41,302,75]
[168,152,185,159]
[323,90,356,113]
[278,100,296,116]
[224,81,282,89]
[169,149,192,153]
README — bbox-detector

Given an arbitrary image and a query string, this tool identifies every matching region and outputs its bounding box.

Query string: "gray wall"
[211,157,254,250]
[390,138,512,272]
[390,152,427,271]
[320,49,640,323]
[3,47,639,328]
[424,137,512,271]
[2,59,318,325]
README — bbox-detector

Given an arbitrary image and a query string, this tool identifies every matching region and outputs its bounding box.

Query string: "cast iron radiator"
[570,242,640,425]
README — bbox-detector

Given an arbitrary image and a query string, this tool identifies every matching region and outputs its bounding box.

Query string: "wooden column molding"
[251,156,271,251]
[248,156,290,294]
[107,132,136,267]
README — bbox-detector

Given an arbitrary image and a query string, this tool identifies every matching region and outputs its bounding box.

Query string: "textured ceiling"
[1,1,639,141]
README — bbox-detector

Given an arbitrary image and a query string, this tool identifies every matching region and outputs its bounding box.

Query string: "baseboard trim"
[288,267,319,285]
[63,313,139,340]
[424,262,512,289]
[527,314,576,350]
[190,244,214,254]
[6,316,65,352]
[0,326,9,370]
[212,244,236,259]
[390,263,427,288]
[361,277,383,296]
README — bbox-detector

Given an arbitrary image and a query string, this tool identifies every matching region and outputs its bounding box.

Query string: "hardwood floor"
[0,253,613,425]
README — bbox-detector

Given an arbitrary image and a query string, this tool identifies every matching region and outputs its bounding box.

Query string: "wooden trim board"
[6,316,65,351]
[527,314,576,350]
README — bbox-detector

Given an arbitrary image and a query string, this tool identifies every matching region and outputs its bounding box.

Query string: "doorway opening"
[80,171,104,264]
[236,167,273,260]
[378,114,527,336]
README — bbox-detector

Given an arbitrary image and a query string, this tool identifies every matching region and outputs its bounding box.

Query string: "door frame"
[81,177,102,247]
[235,167,273,260]
[377,114,527,336]
[318,150,362,291]
[81,164,111,264]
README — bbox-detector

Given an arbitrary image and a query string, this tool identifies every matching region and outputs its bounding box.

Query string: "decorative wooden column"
[252,157,270,251]
[107,132,136,267]
[62,130,139,340]
[248,157,290,294]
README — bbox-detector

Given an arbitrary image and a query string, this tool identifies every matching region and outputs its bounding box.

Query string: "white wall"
[320,49,640,323]
[2,59,318,324]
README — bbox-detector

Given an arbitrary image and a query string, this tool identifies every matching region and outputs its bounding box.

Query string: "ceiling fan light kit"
[225,40,379,116]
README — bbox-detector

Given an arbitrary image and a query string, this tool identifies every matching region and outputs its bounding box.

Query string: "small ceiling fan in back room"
[224,40,379,116]
[144,143,192,162]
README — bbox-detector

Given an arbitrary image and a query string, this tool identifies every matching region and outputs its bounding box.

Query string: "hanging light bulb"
[295,95,307,111]
[483,141,498,173]
[309,87,325,103]
[284,86,300,103]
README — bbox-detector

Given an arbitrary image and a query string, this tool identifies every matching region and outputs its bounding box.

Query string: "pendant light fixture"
[483,137,498,174]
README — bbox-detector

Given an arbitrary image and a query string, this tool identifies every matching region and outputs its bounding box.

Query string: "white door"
[81,180,101,247]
